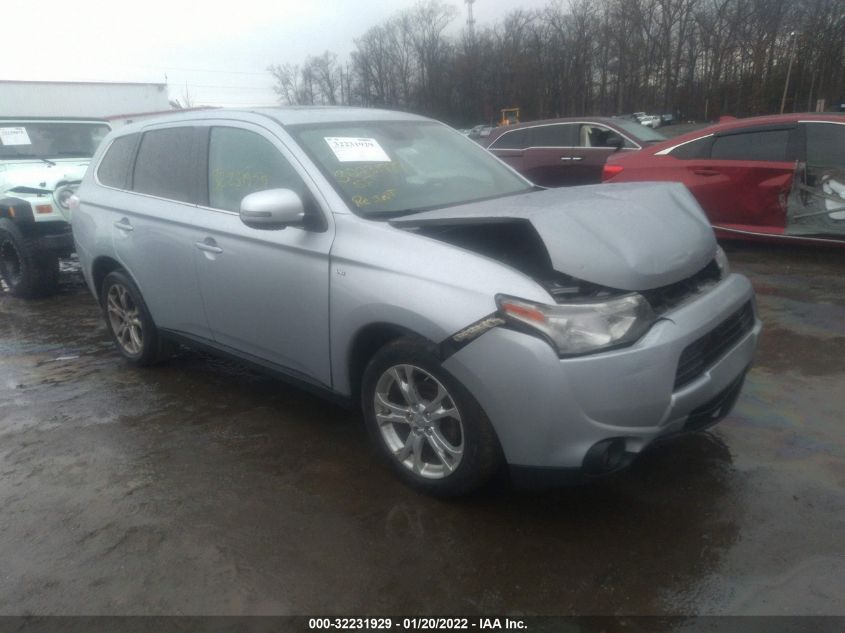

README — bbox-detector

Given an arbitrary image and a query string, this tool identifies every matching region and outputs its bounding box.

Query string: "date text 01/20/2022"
[307,617,527,630]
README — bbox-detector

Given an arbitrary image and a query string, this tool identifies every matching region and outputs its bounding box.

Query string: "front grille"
[683,370,747,431]
[641,260,722,314]
[674,301,755,389]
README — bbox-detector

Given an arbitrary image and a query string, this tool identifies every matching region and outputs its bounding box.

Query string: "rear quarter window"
[491,128,532,150]
[668,136,712,159]
[97,134,139,189]
[132,127,197,203]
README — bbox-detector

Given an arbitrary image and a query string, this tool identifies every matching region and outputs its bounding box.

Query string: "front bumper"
[442,273,761,471]
[36,226,74,255]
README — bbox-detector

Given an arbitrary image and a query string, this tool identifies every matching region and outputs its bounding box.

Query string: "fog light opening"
[583,438,629,474]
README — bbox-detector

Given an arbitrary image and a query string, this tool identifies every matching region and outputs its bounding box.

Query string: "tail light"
[602,164,624,181]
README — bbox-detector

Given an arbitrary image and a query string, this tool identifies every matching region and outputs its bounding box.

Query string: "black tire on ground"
[361,337,503,497]
[100,270,170,366]
[0,221,60,299]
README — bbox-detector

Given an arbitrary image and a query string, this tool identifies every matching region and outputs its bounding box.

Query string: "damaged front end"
[441,254,724,359]
[391,183,726,359]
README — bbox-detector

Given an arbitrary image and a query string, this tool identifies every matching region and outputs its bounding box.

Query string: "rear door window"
[132,127,198,203]
[208,126,309,213]
[97,133,139,189]
[531,124,577,148]
[711,129,791,162]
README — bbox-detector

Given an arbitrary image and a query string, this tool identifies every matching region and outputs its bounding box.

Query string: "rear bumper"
[442,273,760,471]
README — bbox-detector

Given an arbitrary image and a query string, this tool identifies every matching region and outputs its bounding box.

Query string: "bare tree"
[269,0,845,123]
[268,63,302,105]
[308,51,341,105]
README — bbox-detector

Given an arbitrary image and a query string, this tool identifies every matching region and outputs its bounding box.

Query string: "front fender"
[331,302,466,397]
[0,197,35,223]
[327,214,552,397]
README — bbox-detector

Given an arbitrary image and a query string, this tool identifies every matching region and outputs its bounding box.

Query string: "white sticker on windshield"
[0,127,32,146]
[324,137,390,162]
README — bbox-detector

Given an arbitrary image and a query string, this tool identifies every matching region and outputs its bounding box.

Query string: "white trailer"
[0,80,172,296]
[0,80,172,119]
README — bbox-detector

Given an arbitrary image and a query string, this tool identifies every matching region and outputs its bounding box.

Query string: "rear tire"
[361,337,502,497]
[100,270,169,366]
[0,223,60,298]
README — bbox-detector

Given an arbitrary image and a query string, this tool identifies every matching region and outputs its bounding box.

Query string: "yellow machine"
[500,107,520,126]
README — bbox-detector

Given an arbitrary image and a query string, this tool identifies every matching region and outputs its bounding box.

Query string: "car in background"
[639,115,662,128]
[468,125,494,143]
[603,114,845,246]
[0,117,110,296]
[483,117,665,187]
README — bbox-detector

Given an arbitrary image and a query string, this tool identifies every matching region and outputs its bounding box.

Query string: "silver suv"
[72,108,761,496]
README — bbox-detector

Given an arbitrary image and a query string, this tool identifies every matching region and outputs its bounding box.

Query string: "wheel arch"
[91,255,129,300]
[345,322,437,405]
[0,198,35,224]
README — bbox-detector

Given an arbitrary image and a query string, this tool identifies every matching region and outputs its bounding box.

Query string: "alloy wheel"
[374,364,464,479]
[106,283,144,355]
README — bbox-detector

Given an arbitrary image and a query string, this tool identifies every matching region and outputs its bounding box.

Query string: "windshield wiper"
[8,155,57,166]
[371,188,540,219]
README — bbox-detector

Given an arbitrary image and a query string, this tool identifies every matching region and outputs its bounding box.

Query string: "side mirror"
[239,188,305,230]
[605,134,625,151]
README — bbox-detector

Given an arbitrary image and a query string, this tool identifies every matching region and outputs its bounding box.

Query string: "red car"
[602,114,845,246]
[484,117,666,187]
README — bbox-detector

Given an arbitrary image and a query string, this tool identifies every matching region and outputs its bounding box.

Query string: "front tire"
[101,270,167,366]
[0,223,60,298]
[361,338,502,496]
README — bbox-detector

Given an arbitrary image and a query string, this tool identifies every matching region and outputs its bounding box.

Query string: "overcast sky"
[4,0,553,107]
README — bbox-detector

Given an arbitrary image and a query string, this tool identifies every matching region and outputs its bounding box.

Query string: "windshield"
[612,119,666,142]
[288,120,532,216]
[0,121,110,160]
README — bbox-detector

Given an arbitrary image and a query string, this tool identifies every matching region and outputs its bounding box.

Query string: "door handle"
[560,156,573,161]
[113,219,133,232]
[693,168,720,176]
[195,239,223,255]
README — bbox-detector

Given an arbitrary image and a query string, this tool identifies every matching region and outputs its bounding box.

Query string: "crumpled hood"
[392,182,717,291]
[0,159,89,194]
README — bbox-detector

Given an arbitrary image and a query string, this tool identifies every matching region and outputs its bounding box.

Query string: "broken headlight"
[497,293,656,356]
